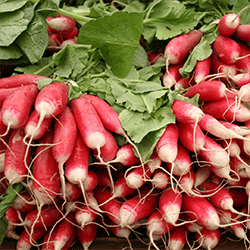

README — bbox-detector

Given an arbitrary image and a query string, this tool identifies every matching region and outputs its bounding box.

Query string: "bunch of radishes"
[46,15,79,51]
[1,9,250,250]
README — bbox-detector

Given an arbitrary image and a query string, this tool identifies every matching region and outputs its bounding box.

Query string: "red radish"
[4,128,31,184]
[162,62,183,88]
[0,74,48,88]
[182,213,203,234]
[119,185,160,227]
[46,17,57,34]
[217,13,241,37]
[230,156,250,179]
[125,164,153,189]
[147,50,165,65]
[159,187,182,226]
[182,192,221,230]
[42,226,59,250]
[238,82,250,103]
[177,122,206,152]
[199,135,230,168]
[47,16,76,32]
[195,227,221,250]
[24,203,62,229]
[235,41,250,73]
[16,227,47,250]
[111,176,135,199]
[152,169,169,190]
[0,151,5,173]
[70,95,106,153]
[177,169,198,196]
[48,33,63,47]
[185,80,228,101]
[168,225,187,250]
[92,129,118,162]
[199,181,245,216]
[5,206,20,231]
[59,181,82,202]
[230,212,249,242]
[77,224,97,250]
[211,52,238,79]
[213,35,241,64]
[201,98,250,122]
[198,113,247,140]
[155,123,179,164]
[235,24,250,42]
[95,168,112,188]
[54,213,76,250]
[60,26,79,40]
[75,204,98,228]
[60,38,77,48]
[65,131,89,187]
[32,128,61,207]
[164,30,203,66]
[166,142,192,177]
[146,210,174,249]
[109,143,139,166]
[174,74,195,90]
[219,120,250,137]
[53,106,77,200]
[145,150,162,172]
[24,109,53,140]
[12,191,37,213]
[94,186,121,224]
[81,171,99,193]
[194,56,212,83]
[1,85,38,131]
[227,187,248,208]
[231,72,250,87]
[194,166,211,188]
[5,229,20,240]
[0,87,21,107]
[171,99,205,123]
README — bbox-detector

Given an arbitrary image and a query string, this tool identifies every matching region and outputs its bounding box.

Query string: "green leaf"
[131,44,149,69]
[0,42,23,60]
[0,216,8,245]
[232,0,250,24]
[0,2,34,46]
[15,11,49,64]
[0,0,28,12]
[143,0,205,43]
[78,11,144,78]
[53,44,89,79]
[119,105,175,143]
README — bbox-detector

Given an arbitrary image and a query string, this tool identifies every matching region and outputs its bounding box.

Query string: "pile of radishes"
[46,15,79,51]
[1,9,250,250]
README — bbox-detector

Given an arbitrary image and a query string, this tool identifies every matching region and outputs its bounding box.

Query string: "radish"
[147,50,165,65]
[195,227,221,250]
[238,82,250,104]
[162,62,184,88]
[235,24,250,42]
[1,85,38,132]
[194,56,212,83]
[201,98,250,122]
[81,171,99,193]
[171,99,205,123]
[155,123,179,164]
[146,210,174,250]
[227,187,248,208]
[46,17,57,34]
[185,80,228,102]
[48,33,63,47]
[217,13,241,37]
[159,186,182,226]
[194,166,211,188]
[231,72,250,88]
[70,95,106,154]
[32,128,61,208]
[168,225,187,250]
[58,181,82,202]
[146,150,162,172]
[182,192,221,230]
[164,29,203,66]
[94,186,121,224]
[12,191,37,213]
[5,229,20,240]
[65,131,89,187]
[213,35,241,64]
[54,213,76,250]
[119,185,159,227]
[47,16,75,32]
[77,224,97,250]
[24,109,53,141]
[182,213,203,234]
[0,74,48,88]
[5,206,21,231]
[198,113,248,140]
[0,87,21,107]
[52,106,77,200]
[4,128,31,184]
[59,26,79,40]
[198,135,230,168]
[111,176,136,199]
[60,38,77,48]
[235,41,250,73]
[177,121,206,152]
[230,156,250,179]
[174,74,195,90]
[219,120,250,137]
[16,227,47,250]
[152,169,169,190]
[75,204,98,228]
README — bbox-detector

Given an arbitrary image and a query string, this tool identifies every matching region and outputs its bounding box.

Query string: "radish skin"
[168,225,187,250]
[77,224,97,250]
